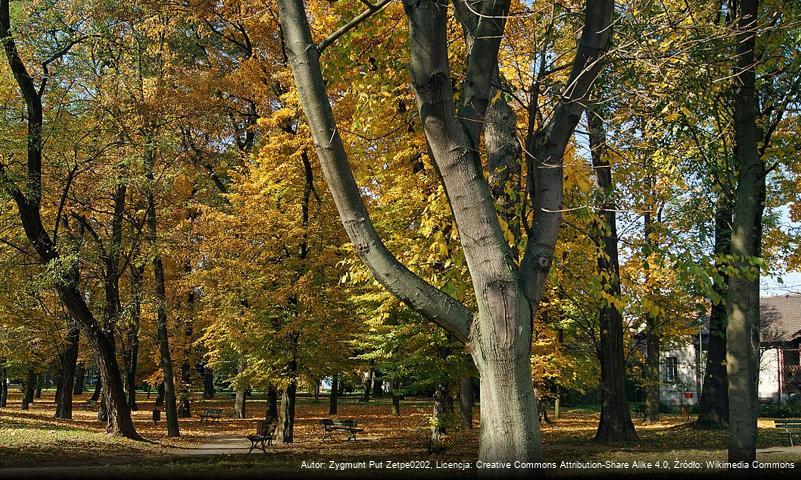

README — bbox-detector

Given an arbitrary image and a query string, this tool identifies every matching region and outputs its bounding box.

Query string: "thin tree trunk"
[201,365,214,399]
[73,364,85,396]
[234,387,247,419]
[329,374,338,415]
[34,374,42,399]
[56,325,79,419]
[697,196,732,428]
[726,0,762,464]
[155,382,165,407]
[124,264,143,412]
[146,148,180,438]
[429,383,449,452]
[460,376,473,428]
[589,107,638,442]
[89,372,101,403]
[0,364,7,407]
[361,364,373,402]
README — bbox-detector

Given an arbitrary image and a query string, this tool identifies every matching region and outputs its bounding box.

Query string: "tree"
[278,0,613,464]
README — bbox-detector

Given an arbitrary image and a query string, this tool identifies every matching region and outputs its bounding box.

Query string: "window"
[665,357,678,383]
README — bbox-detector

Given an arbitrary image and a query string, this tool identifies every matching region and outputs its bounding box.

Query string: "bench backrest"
[775,419,801,427]
[206,408,223,415]
[257,420,279,435]
[333,419,356,428]
[320,419,334,426]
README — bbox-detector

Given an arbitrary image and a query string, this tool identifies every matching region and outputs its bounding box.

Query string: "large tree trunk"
[278,0,612,468]
[697,197,732,428]
[266,384,279,422]
[726,0,762,464]
[588,108,638,442]
[21,367,35,410]
[56,325,80,419]
[329,374,338,415]
[460,376,474,429]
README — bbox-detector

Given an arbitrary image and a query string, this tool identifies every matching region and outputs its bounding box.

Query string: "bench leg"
[348,430,356,442]
[789,433,794,448]
[321,430,332,442]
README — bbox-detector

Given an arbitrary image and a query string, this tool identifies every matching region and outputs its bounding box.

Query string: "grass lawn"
[1,390,799,478]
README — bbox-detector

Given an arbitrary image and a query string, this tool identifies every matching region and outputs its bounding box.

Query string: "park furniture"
[774,419,801,446]
[247,419,278,454]
[320,418,364,442]
[199,408,223,422]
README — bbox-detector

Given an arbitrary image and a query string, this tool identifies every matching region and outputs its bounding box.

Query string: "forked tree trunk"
[460,376,473,429]
[329,374,338,415]
[726,0,762,464]
[278,0,612,469]
[56,325,79,419]
[697,197,732,429]
[21,368,35,410]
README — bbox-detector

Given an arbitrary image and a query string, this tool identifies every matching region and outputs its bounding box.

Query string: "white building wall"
[758,348,781,402]
[659,343,701,406]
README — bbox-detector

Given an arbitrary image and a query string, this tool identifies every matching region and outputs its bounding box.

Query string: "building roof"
[761,294,801,344]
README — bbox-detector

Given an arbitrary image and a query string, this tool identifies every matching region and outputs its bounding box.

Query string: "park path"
[190,434,255,455]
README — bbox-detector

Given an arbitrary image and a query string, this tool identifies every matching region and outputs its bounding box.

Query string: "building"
[653,294,801,406]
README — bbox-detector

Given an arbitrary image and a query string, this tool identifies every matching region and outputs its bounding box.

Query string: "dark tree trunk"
[329,374,338,415]
[266,384,279,422]
[34,374,42,399]
[202,365,214,399]
[697,196,732,429]
[390,379,401,417]
[0,365,7,407]
[97,391,108,422]
[313,379,320,402]
[726,0,762,464]
[56,325,79,419]
[372,374,383,398]
[89,373,101,403]
[124,264,143,412]
[73,364,85,396]
[589,107,638,442]
[21,368,35,410]
[643,210,661,423]
[279,361,297,443]
[178,284,195,418]
[155,382,165,407]
[146,147,180,437]
[460,376,474,428]
[234,387,247,419]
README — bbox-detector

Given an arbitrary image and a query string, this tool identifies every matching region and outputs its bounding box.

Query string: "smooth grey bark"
[698,196,732,428]
[278,0,612,466]
[726,0,762,464]
[588,108,637,441]
[145,149,180,438]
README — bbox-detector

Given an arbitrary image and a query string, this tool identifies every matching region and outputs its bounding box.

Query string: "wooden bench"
[320,418,364,442]
[247,420,278,453]
[199,408,223,422]
[774,419,801,447]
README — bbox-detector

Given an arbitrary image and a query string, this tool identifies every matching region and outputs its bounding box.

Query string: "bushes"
[758,403,801,418]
